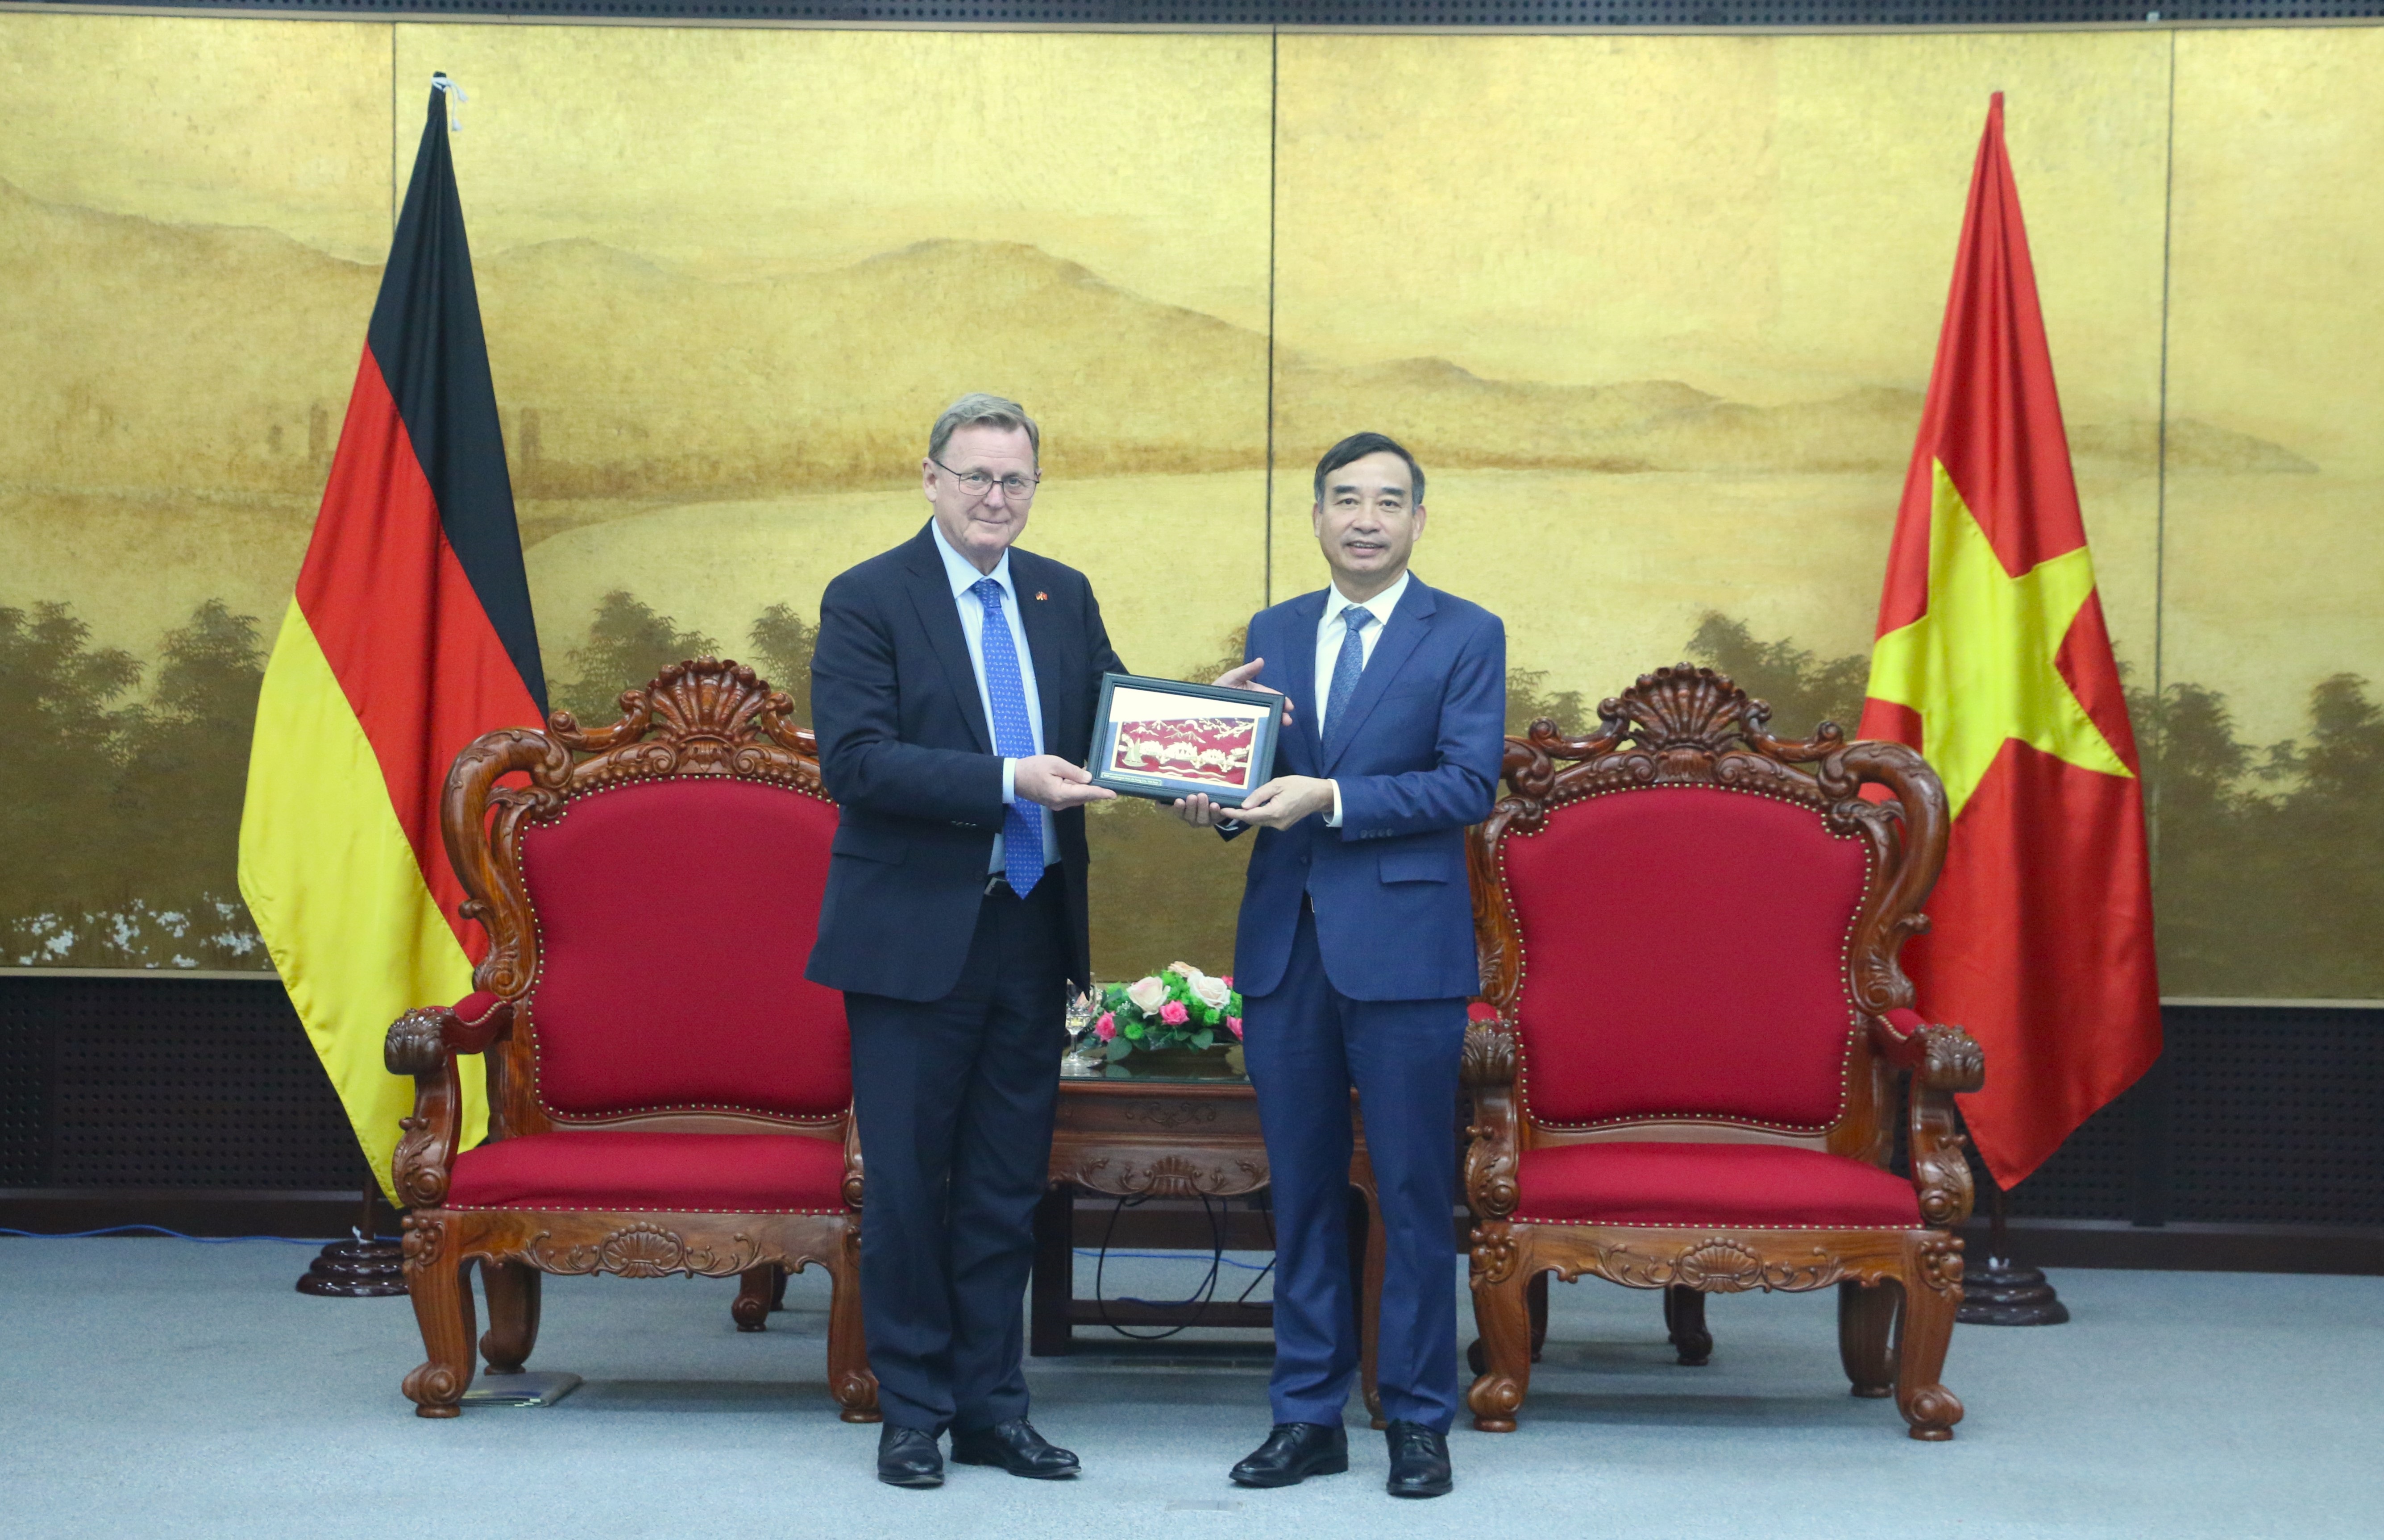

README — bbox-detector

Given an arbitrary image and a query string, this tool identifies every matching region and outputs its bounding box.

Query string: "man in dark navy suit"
[1178,432,1506,1499]
[806,394,1121,1489]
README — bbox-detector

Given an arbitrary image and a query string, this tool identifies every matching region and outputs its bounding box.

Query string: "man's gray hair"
[929,393,1040,464]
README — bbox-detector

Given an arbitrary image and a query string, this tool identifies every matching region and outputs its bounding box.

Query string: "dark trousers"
[1242,902,1467,1431]
[843,878,1067,1434]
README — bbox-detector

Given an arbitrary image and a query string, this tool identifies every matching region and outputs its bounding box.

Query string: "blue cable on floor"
[0,1226,384,1244]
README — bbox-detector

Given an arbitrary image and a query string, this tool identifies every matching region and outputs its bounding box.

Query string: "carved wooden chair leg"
[1893,1235,1965,1441]
[1662,1283,1713,1366]
[1353,1182,1387,1430]
[768,1264,789,1312]
[732,1266,778,1332]
[1464,1225,1533,1432]
[478,1258,543,1374]
[827,1230,881,1424]
[1837,1278,1898,1398]
[399,1216,476,1418]
[1527,1270,1549,1363]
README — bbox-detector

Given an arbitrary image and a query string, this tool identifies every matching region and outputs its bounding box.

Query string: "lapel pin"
[1035,590,1048,601]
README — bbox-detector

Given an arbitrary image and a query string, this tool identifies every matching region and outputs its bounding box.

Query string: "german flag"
[1857,94,2161,1187]
[239,80,544,1199]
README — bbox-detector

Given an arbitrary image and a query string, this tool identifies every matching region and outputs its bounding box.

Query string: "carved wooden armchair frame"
[1462,665,1984,1440]
[385,660,875,1422]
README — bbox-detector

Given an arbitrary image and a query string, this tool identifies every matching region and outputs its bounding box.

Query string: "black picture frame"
[1087,672,1282,807]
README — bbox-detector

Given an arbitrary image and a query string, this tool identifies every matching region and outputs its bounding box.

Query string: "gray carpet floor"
[2,1238,2379,1539]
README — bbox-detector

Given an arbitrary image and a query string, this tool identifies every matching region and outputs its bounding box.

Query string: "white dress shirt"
[1309,570,1411,828]
[930,519,1056,873]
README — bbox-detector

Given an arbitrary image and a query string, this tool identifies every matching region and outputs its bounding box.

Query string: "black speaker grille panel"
[0,977,361,1190]
[2167,1006,2384,1225]
[4,980,2380,1229]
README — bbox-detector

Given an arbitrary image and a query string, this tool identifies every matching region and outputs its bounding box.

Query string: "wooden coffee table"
[1030,1063,1386,1425]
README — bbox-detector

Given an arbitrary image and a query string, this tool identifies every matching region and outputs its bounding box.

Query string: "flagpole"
[1955,1134,2068,1327]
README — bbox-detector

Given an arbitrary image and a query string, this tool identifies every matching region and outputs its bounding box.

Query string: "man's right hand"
[1215,658,1294,726]
[1015,754,1117,810]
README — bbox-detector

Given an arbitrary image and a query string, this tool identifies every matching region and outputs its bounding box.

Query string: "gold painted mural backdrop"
[2,16,2377,996]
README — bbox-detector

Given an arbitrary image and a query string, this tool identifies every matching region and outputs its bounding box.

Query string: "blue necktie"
[971,578,1046,896]
[1324,605,1375,757]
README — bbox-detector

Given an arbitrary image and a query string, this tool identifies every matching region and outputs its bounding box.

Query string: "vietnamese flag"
[1857,94,2162,1188]
[239,80,545,1200]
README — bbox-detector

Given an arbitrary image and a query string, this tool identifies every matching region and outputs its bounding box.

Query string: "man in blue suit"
[1178,432,1506,1498]
[808,394,1121,1489]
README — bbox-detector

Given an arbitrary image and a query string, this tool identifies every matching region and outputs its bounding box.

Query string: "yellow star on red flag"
[1864,461,2132,820]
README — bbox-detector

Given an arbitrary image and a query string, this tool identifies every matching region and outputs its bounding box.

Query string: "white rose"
[1166,960,1200,980]
[1126,976,1169,1014]
[1189,974,1232,1011]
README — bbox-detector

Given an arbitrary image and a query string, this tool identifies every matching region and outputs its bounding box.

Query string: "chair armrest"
[1869,1009,1985,1092]
[1869,1011,1985,1228]
[383,996,514,1210]
[841,1108,866,1211]
[1461,1019,1520,1220]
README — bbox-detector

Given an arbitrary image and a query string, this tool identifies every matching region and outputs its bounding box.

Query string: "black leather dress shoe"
[1383,1420,1453,1498]
[876,1424,944,1489]
[950,1419,1080,1479]
[1229,1422,1349,1488]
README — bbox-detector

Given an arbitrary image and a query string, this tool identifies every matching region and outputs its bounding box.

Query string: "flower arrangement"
[1092,960,1243,1064]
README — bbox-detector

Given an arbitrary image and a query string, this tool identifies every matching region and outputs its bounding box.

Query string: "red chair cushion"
[1514,1141,1922,1228]
[445,1131,850,1213]
[1501,785,1870,1129]
[518,777,849,1119]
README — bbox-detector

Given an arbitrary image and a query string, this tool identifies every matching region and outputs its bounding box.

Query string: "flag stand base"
[296,1181,407,1298]
[1956,1257,2070,1325]
[1956,1179,2068,1325]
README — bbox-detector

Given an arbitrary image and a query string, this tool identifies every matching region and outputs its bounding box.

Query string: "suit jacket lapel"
[900,524,994,755]
[1279,590,1327,776]
[1322,578,1438,773]
[1012,551,1074,758]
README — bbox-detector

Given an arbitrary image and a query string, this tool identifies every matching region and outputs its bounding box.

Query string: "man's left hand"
[1232,776,1336,830]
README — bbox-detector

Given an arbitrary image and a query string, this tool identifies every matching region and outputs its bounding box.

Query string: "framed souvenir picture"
[1088,672,1283,808]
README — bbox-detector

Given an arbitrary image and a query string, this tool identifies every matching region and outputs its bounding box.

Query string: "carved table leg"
[733,1266,778,1333]
[1663,1284,1711,1366]
[1894,1234,1966,1441]
[1351,1182,1387,1429]
[478,1258,542,1373]
[1528,1270,1549,1363]
[1837,1278,1898,1398]
[1030,1185,1076,1358]
[827,1226,881,1424]
[1465,1223,1532,1433]
[399,1215,475,1418]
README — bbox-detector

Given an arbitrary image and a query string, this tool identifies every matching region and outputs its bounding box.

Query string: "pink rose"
[1220,976,1232,987]
[1093,1012,1117,1042]
[1159,1000,1190,1026]
[1226,1016,1243,1039]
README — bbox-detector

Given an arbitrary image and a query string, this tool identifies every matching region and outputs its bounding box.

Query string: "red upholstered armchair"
[1462,666,1984,1440]
[384,660,875,1422]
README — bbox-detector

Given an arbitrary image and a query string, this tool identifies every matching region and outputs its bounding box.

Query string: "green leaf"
[1192,1028,1214,1050]
[1105,1036,1134,1062]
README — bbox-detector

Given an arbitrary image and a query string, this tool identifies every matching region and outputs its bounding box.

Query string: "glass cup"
[1062,986,1101,1076]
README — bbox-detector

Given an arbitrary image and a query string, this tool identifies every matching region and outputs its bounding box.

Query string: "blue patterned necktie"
[1323,605,1375,756]
[971,578,1046,896]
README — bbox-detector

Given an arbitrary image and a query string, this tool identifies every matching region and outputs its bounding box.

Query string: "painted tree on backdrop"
[1679,610,2384,1000]
[1,598,266,967]
[2,594,2376,993]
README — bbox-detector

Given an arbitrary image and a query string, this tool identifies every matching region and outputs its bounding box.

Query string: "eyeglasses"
[931,457,1041,502]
